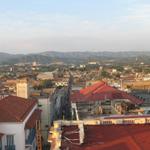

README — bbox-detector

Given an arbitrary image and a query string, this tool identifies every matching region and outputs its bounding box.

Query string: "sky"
[0,0,150,54]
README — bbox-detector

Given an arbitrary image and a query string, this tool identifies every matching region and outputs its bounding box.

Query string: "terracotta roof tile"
[0,95,37,122]
[61,124,150,150]
[25,109,42,128]
[80,81,105,95]
[71,81,143,104]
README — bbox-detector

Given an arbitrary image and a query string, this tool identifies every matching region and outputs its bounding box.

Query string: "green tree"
[101,70,110,78]
[115,66,124,72]
[41,80,53,88]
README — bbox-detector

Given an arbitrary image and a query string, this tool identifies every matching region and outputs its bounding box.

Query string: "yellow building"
[16,78,29,99]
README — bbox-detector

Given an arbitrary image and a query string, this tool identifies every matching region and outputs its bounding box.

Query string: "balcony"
[26,129,36,145]
[5,145,15,150]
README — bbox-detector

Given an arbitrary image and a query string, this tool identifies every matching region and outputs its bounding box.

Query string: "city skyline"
[0,0,150,53]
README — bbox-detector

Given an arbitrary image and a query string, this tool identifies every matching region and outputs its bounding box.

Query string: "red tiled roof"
[61,124,150,150]
[0,95,37,122]
[71,81,143,104]
[80,81,106,95]
[25,109,42,128]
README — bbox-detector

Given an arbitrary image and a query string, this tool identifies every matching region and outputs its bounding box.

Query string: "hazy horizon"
[1,50,150,55]
[1,0,150,54]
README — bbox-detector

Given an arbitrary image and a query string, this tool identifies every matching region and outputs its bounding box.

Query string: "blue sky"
[0,0,150,53]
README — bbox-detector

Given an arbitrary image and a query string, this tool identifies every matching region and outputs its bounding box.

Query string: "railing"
[5,145,15,150]
[26,128,36,145]
[123,120,134,124]
[102,120,112,125]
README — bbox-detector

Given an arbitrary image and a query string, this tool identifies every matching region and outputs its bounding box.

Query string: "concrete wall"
[16,82,29,99]
[0,122,25,150]
[38,98,50,143]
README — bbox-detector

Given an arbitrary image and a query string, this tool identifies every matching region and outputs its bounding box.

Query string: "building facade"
[0,96,41,150]
[16,79,29,99]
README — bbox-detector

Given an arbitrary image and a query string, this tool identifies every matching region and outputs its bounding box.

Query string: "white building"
[0,95,41,150]
[55,81,68,87]
[88,61,97,65]
[143,75,150,81]
[37,97,50,143]
[37,72,54,80]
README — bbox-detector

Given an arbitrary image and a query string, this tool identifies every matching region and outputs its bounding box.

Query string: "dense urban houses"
[48,80,150,150]
[70,81,144,120]
[0,95,41,150]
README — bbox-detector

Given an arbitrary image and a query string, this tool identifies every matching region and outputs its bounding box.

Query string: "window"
[6,135,14,146]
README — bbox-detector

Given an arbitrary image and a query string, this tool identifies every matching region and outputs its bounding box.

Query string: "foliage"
[114,66,124,72]
[101,70,110,78]
[33,80,54,90]
[41,80,54,88]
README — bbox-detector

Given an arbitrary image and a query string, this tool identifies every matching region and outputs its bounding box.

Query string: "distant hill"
[0,52,21,62]
[40,51,150,58]
[1,51,150,65]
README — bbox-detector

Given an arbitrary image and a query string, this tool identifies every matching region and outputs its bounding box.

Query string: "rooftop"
[0,95,37,122]
[25,109,41,128]
[61,124,150,150]
[71,81,143,104]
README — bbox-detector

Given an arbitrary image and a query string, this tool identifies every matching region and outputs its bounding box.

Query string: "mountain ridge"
[0,51,150,64]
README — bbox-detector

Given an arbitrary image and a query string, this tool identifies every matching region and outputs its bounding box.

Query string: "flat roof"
[61,124,150,150]
[104,114,150,119]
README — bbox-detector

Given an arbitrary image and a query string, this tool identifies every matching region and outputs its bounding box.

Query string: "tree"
[115,66,124,72]
[41,80,53,88]
[101,70,110,78]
